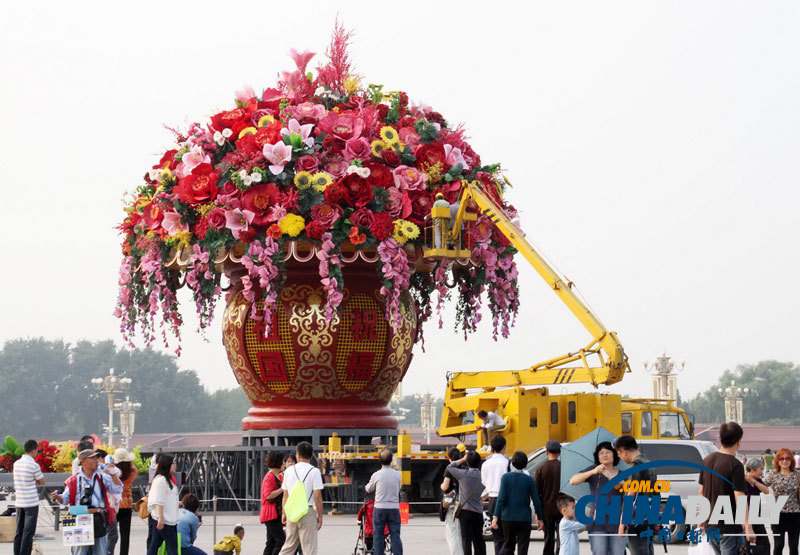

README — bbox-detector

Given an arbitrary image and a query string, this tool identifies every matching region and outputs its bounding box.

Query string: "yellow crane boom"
[442,181,629,394]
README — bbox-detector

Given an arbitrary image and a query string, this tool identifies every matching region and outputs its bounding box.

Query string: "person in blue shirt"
[558,495,586,555]
[177,493,206,555]
[491,451,544,555]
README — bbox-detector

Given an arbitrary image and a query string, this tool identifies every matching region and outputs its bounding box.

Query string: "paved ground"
[7,504,699,555]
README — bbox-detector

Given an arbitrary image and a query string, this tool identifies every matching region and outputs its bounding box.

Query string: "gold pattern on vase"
[283,285,350,400]
[334,293,389,392]
[222,290,275,402]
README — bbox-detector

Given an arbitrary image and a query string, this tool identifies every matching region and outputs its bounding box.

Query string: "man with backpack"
[279,442,323,555]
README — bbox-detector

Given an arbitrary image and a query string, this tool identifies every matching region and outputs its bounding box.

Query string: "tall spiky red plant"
[316,20,354,94]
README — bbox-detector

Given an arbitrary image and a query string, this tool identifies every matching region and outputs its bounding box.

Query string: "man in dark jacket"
[535,440,562,555]
[614,436,657,555]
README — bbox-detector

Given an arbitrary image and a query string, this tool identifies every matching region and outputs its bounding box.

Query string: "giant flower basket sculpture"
[115,25,521,430]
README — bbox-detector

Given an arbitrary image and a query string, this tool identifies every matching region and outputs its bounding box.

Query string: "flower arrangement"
[116,24,520,352]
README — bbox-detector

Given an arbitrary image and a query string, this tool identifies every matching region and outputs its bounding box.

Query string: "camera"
[79,484,93,507]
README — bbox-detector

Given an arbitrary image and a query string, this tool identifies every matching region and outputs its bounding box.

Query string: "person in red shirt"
[261,452,286,555]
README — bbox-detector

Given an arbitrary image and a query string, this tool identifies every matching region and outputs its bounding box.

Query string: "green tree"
[679,360,800,424]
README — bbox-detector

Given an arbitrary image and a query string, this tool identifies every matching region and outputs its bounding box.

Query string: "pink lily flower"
[262,142,293,175]
[235,85,256,103]
[289,48,316,73]
[181,144,211,176]
[225,208,255,239]
[281,118,315,148]
[161,211,188,235]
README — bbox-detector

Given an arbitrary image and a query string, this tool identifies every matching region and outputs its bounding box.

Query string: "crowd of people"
[9,424,800,554]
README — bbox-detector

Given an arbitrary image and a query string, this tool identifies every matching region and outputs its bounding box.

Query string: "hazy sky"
[2,1,798,404]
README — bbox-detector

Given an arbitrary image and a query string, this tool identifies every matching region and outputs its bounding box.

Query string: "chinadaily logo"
[574,460,789,544]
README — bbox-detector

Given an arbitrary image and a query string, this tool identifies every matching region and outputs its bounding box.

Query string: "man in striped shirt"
[13,440,45,555]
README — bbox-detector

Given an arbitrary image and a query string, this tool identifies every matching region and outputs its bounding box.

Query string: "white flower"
[345,165,359,176]
[315,86,326,96]
[222,128,233,138]
[148,168,162,182]
[213,131,225,146]
[250,172,263,183]
[242,175,253,186]
[238,169,248,180]
[357,167,371,178]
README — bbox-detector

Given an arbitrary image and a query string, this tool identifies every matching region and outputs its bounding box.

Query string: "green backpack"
[284,466,314,523]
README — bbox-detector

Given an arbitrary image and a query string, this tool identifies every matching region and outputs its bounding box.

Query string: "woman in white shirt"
[147,454,180,555]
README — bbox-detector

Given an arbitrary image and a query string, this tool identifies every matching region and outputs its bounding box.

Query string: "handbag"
[134,496,150,519]
[739,543,769,555]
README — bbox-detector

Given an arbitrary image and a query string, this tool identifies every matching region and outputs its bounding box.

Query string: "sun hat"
[113,447,135,463]
[77,449,99,461]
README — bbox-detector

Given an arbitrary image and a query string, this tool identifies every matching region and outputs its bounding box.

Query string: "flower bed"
[116,25,521,353]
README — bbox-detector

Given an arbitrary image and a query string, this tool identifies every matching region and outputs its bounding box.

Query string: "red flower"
[305,220,326,239]
[410,190,435,222]
[348,226,366,245]
[153,149,178,171]
[350,207,375,228]
[173,163,220,205]
[380,148,401,167]
[323,182,349,205]
[241,183,280,226]
[310,204,342,228]
[364,162,392,189]
[318,111,365,141]
[211,107,248,133]
[322,135,343,155]
[415,142,447,175]
[239,227,257,243]
[492,227,510,248]
[295,155,320,174]
[370,212,394,240]
[267,224,282,239]
[341,174,374,208]
[207,208,227,230]
[195,217,210,239]
[140,201,164,231]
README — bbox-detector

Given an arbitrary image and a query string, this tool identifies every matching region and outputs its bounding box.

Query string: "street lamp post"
[718,381,749,424]
[643,353,685,405]
[419,392,437,445]
[114,396,142,449]
[91,368,131,446]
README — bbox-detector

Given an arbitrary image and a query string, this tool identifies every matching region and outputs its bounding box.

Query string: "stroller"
[354,498,392,554]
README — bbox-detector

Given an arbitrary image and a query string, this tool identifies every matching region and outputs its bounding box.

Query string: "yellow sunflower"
[257,114,275,128]
[294,171,313,190]
[237,126,257,139]
[392,219,420,244]
[379,126,400,145]
[311,172,333,192]
[371,140,387,157]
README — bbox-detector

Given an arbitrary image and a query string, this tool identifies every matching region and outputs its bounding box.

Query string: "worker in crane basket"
[477,410,506,451]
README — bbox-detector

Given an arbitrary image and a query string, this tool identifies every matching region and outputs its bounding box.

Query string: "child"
[558,494,586,555]
[213,525,244,555]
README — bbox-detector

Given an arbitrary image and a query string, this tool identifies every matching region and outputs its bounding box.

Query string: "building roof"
[695,424,800,453]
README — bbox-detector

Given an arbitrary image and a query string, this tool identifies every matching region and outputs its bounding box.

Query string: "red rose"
[410,190,435,222]
[341,174,374,208]
[350,207,375,228]
[381,149,401,167]
[295,155,320,174]
[364,162,392,189]
[310,204,342,228]
[173,163,220,204]
[241,183,280,226]
[207,208,227,230]
[370,212,394,240]
[305,221,326,239]
[323,182,349,205]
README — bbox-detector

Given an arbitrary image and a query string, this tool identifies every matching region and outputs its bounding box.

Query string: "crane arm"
[446,182,629,393]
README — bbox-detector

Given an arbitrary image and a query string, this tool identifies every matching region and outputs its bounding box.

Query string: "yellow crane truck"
[429,180,694,453]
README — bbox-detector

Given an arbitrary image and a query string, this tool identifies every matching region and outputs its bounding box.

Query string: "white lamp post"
[91,368,132,446]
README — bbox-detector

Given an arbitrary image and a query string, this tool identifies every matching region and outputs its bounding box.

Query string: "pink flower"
[235,85,256,104]
[161,211,187,235]
[225,208,255,239]
[289,48,316,73]
[392,165,428,191]
[288,102,326,123]
[444,144,469,171]
[386,187,412,219]
[279,70,306,96]
[323,156,348,179]
[207,208,227,230]
[310,204,342,227]
[180,144,211,177]
[281,118,315,148]
[343,137,371,161]
[262,142,293,175]
[399,127,420,149]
